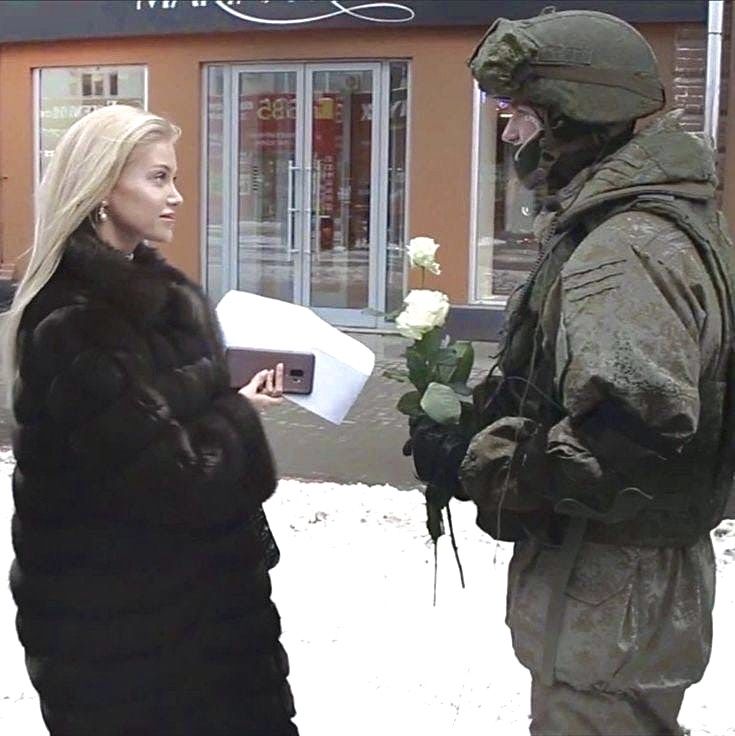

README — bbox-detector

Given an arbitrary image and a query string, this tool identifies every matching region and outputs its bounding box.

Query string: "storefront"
[0,0,724,337]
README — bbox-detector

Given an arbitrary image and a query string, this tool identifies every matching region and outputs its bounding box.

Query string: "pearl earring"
[97,202,109,223]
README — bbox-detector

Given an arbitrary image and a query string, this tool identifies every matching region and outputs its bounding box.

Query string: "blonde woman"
[3,105,298,735]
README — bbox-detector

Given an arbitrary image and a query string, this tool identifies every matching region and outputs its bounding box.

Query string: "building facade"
[0,0,730,338]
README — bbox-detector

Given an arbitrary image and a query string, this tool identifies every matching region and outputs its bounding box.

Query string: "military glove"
[403,414,470,499]
[459,416,548,514]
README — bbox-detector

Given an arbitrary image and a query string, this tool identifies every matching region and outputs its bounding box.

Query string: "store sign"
[0,1,707,43]
[136,1,415,26]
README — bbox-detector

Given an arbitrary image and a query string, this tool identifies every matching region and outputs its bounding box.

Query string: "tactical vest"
[481,185,735,546]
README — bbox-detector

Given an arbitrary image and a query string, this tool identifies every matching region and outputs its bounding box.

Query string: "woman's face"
[103,138,183,252]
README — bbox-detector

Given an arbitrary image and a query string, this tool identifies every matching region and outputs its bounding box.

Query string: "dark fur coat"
[10,226,298,735]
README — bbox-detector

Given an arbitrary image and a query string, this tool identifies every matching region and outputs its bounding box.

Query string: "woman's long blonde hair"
[1,104,180,404]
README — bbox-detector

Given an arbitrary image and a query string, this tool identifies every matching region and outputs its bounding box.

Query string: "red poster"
[349,92,373,247]
[313,94,339,219]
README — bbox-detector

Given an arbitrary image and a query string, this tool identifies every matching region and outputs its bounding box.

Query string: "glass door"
[226,62,393,327]
[233,65,305,303]
[302,63,381,327]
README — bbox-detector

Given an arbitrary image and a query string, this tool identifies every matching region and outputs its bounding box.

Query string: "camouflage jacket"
[460,111,735,546]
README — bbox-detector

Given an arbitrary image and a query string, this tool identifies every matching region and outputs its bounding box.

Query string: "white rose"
[395,289,450,340]
[407,236,441,275]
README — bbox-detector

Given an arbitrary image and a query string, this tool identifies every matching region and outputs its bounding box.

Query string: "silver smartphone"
[226,347,315,395]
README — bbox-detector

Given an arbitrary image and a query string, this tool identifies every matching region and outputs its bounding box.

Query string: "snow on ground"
[0,448,733,735]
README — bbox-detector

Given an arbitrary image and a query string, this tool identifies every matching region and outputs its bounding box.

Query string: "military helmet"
[469,8,665,125]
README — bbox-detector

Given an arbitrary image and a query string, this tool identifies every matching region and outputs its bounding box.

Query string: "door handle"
[312,161,321,258]
[287,160,300,256]
[303,165,313,258]
[313,160,322,222]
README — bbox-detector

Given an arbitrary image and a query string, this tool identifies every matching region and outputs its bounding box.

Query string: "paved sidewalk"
[260,333,497,488]
[0,334,496,488]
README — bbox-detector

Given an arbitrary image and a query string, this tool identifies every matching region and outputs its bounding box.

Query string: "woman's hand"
[238,363,284,411]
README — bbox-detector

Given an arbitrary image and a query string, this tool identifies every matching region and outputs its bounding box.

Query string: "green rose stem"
[433,540,438,606]
[393,248,474,602]
[446,504,465,588]
[427,492,466,605]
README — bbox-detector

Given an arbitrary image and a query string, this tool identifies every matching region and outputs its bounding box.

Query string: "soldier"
[410,8,735,735]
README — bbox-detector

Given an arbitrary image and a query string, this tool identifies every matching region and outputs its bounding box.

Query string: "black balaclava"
[516,108,635,198]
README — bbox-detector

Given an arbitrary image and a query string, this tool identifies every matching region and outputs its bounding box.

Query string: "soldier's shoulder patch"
[562,257,626,305]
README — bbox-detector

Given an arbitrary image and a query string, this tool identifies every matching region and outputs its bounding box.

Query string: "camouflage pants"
[529,678,686,736]
[506,535,715,736]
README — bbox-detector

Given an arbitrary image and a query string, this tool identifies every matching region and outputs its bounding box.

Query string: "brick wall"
[673,24,707,132]
[673,11,731,195]
[719,2,732,185]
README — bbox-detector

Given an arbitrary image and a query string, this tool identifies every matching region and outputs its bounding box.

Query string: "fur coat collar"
[58,225,220,345]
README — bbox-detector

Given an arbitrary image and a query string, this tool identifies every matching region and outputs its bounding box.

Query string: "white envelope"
[215,290,375,425]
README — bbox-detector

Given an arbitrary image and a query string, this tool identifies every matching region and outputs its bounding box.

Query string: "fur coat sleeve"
[12,227,277,528]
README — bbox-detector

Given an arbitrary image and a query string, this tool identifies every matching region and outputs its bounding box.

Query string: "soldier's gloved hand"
[403,415,470,499]
[459,416,548,513]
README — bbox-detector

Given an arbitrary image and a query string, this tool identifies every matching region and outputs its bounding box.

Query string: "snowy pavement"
[0,449,733,735]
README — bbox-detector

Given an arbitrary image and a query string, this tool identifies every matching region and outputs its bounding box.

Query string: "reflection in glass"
[473,90,538,301]
[204,63,408,325]
[237,71,298,302]
[309,69,373,310]
[38,65,145,179]
[385,62,408,316]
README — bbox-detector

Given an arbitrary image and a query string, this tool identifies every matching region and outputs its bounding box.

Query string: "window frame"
[469,82,508,307]
[469,81,540,307]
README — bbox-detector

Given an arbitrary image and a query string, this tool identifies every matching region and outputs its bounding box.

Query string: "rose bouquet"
[387,237,478,595]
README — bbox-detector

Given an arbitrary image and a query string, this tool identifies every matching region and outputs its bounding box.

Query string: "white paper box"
[215,290,375,424]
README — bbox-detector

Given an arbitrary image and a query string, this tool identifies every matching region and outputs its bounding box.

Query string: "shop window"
[36,65,147,180]
[470,86,537,303]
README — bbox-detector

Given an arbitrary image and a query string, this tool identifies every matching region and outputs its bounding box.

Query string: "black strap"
[528,63,663,101]
[540,516,587,687]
